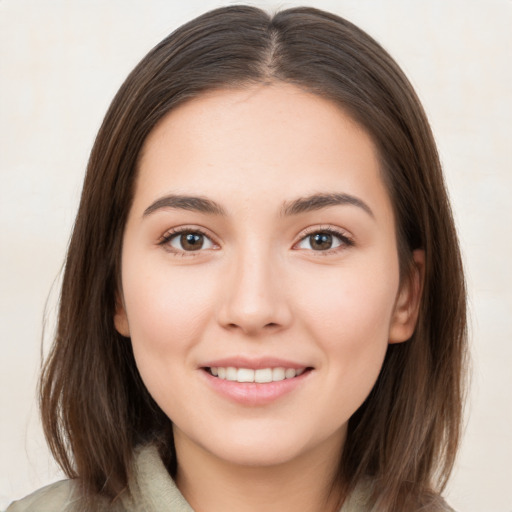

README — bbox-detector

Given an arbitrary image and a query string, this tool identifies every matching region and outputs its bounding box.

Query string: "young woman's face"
[115,84,420,469]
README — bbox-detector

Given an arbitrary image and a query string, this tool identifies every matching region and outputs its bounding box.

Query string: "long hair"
[40,6,467,510]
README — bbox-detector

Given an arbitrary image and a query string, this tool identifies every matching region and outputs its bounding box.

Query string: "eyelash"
[295,226,355,255]
[158,227,217,256]
[158,225,354,256]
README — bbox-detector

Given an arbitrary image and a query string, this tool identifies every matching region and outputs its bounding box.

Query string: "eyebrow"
[143,195,227,217]
[143,192,373,218]
[281,193,374,218]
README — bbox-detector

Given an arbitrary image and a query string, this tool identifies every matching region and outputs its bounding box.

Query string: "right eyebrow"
[143,194,227,217]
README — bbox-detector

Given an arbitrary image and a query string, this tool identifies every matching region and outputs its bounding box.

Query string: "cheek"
[121,262,217,360]
[293,258,399,384]
[298,268,397,420]
[121,263,220,415]
[297,261,398,337]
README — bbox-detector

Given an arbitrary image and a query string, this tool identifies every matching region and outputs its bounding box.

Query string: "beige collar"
[121,444,367,512]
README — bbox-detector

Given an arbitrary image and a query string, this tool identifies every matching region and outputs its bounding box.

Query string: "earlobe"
[388,249,425,344]
[114,294,131,337]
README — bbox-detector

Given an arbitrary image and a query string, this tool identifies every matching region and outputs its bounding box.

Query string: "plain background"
[1,1,511,510]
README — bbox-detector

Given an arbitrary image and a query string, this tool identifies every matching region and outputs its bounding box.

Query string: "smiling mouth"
[204,367,311,383]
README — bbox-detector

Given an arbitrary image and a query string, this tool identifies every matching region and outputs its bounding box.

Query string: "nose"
[216,245,293,336]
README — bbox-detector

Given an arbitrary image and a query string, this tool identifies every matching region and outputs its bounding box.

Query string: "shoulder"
[434,497,457,512]
[339,481,457,512]
[6,445,191,512]
[417,492,457,512]
[6,480,79,512]
[5,480,123,512]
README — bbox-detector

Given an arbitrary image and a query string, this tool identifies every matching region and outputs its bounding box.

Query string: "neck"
[173,428,345,512]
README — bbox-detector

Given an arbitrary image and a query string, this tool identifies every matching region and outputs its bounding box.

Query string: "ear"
[388,249,425,344]
[114,293,131,337]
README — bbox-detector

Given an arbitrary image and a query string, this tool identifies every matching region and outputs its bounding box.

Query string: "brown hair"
[40,5,467,511]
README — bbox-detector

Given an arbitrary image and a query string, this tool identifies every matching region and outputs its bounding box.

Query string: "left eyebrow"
[281,193,374,218]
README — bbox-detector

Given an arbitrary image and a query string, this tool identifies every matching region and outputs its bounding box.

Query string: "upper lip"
[200,357,310,370]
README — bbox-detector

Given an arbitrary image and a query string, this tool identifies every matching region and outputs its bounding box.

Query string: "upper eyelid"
[296,224,353,241]
[160,225,216,241]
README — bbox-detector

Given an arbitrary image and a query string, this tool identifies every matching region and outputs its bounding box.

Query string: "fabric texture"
[6,444,450,511]
[6,445,190,512]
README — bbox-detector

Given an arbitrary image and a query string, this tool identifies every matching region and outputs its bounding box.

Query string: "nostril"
[225,321,280,333]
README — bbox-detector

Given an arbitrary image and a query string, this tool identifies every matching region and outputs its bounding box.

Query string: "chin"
[178,417,346,470]
[208,438,312,468]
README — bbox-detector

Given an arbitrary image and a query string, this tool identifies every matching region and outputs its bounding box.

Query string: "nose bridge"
[217,238,291,335]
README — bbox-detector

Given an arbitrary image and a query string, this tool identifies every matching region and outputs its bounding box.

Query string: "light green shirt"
[6,444,448,511]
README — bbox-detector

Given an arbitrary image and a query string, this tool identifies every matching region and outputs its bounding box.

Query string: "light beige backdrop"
[1,1,511,510]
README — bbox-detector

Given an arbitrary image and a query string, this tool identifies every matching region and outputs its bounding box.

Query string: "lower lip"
[201,369,311,406]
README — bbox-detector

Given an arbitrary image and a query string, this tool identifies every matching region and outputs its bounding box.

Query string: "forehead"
[135,83,393,222]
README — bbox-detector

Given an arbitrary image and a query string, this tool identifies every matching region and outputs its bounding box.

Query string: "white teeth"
[226,367,237,381]
[254,368,273,383]
[285,368,296,379]
[209,366,305,383]
[237,368,255,382]
[272,367,286,381]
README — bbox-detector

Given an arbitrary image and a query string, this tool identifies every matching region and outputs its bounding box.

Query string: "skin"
[115,83,423,512]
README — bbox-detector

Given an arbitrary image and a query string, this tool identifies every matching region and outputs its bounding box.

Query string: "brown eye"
[180,233,204,251]
[168,231,215,252]
[296,230,349,252]
[309,233,333,250]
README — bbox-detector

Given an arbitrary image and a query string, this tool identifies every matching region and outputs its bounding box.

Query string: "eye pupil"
[310,233,332,250]
[181,233,203,251]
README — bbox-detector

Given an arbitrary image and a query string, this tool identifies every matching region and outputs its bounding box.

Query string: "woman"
[8,5,467,512]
